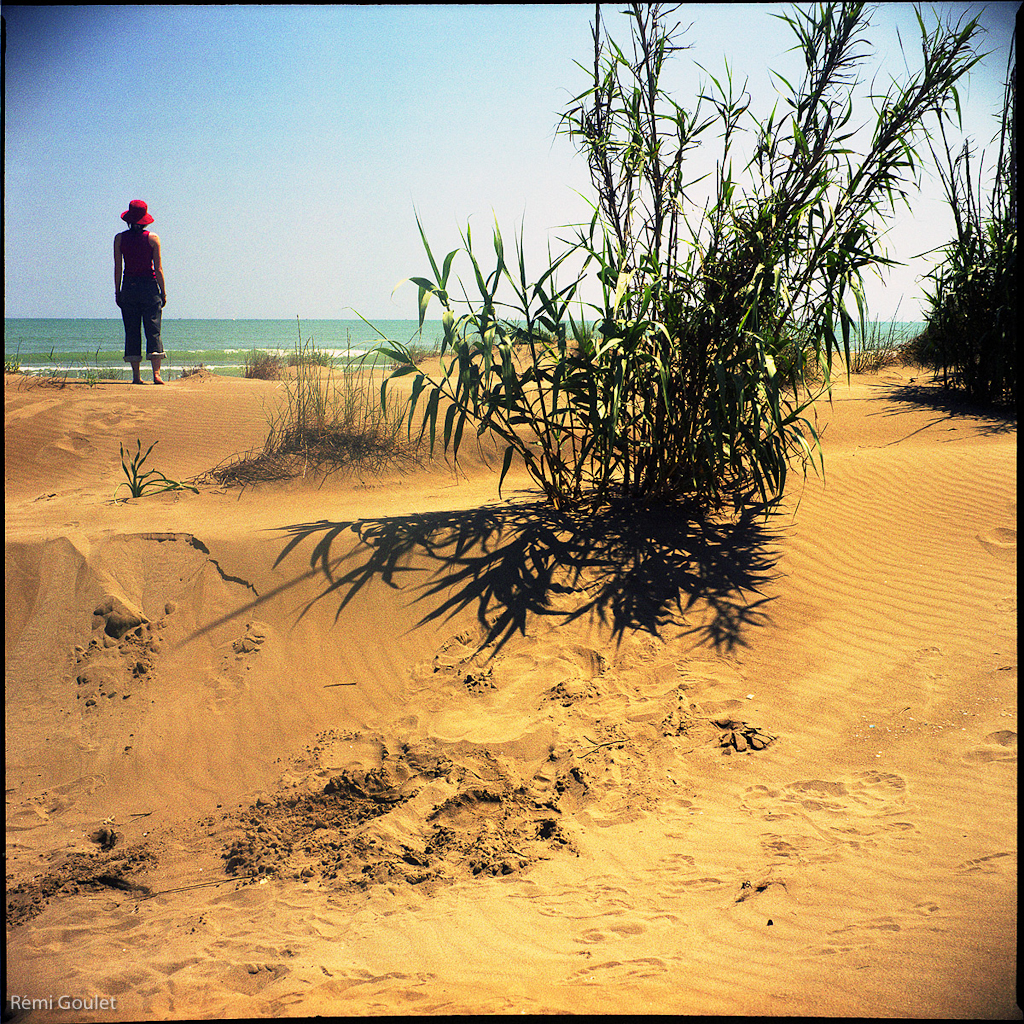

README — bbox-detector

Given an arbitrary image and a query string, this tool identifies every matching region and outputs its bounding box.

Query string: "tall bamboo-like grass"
[919,35,1016,404]
[376,2,982,510]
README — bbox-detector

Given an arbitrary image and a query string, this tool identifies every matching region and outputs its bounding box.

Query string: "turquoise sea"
[4,317,926,381]
[2,319,442,379]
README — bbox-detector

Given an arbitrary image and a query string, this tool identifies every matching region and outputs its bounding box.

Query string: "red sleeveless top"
[121,230,156,279]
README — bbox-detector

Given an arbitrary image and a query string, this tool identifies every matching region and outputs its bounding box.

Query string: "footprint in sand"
[976,527,1016,562]
[760,833,839,863]
[547,677,602,705]
[75,598,168,710]
[213,620,273,694]
[231,620,271,655]
[743,771,907,818]
[962,729,1017,764]
[845,770,908,813]
[572,955,668,983]
[956,851,1013,875]
[54,432,95,456]
[828,915,901,938]
[12,773,108,826]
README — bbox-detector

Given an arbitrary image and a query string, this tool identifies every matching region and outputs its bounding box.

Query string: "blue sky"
[3,3,1016,322]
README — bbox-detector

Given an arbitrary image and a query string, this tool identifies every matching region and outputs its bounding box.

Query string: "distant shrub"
[243,349,284,380]
[897,331,933,367]
[399,339,441,365]
[287,344,333,369]
[847,321,906,374]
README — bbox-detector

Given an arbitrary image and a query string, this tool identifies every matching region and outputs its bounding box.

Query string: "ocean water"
[843,319,926,346]
[2,318,442,379]
[4,317,927,380]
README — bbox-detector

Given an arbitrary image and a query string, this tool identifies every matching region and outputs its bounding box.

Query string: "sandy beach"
[4,362,1017,1018]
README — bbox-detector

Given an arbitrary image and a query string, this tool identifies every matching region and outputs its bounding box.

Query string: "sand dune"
[5,366,1018,1018]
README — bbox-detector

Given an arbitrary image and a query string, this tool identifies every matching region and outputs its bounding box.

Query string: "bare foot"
[132,378,146,385]
[153,375,165,385]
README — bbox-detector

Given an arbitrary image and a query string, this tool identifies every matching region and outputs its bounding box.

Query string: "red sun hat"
[121,199,154,226]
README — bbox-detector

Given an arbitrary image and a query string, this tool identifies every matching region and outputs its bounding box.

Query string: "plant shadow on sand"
[270,497,783,653]
[875,377,1017,438]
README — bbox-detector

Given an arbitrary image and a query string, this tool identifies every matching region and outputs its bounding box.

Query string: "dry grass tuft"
[202,335,419,487]
[243,350,285,380]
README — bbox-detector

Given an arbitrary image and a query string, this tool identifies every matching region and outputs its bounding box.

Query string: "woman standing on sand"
[115,199,167,385]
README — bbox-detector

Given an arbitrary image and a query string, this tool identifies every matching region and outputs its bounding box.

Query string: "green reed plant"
[919,36,1016,404]
[115,439,199,500]
[377,2,982,510]
[376,218,592,506]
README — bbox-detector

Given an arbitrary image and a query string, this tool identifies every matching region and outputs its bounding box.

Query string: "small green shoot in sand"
[116,439,199,500]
